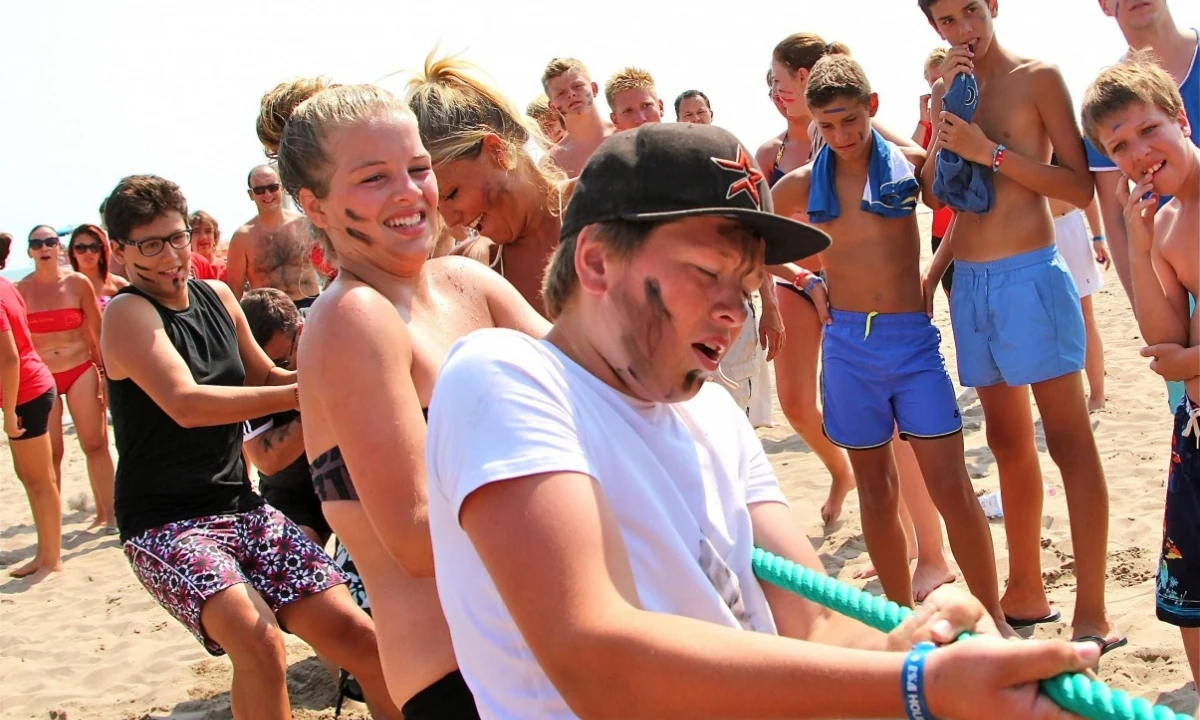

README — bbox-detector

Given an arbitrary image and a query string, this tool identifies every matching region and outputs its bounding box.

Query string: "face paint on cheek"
[681,369,704,394]
[346,226,373,244]
[644,277,672,321]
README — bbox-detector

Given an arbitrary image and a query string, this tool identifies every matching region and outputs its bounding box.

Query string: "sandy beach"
[0,213,1194,719]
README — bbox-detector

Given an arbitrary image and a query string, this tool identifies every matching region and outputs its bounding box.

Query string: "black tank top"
[111,280,262,541]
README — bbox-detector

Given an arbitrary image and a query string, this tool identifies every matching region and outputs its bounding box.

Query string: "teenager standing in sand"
[408,55,569,318]
[100,175,398,720]
[542,58,615,177]
[68,224,128,311]
[0,232,61,579]
[1084,51,1200,708]
[605,67,664,131]
[922,0,1122,653]
[775,54,1005,626]
[273,78,548,717]
[18,225,114,529]
[424,121,1102,719]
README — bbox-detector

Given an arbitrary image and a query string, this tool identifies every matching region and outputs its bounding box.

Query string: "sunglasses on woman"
[72,243,102,254]
[29,237,60,250]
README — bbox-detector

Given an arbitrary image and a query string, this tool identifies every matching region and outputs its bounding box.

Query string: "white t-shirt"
[426,328,789,720]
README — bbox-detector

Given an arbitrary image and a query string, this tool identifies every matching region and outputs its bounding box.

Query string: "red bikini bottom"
[52,360,95,396]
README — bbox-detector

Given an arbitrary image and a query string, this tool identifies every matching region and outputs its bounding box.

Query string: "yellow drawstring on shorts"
[864,311,879,339]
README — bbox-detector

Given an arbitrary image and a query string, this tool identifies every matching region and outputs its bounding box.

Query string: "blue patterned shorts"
[123,504,346,655]
[1158,396,1200,628]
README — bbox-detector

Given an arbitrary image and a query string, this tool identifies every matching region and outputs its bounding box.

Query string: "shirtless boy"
[920,0,1123,652]
[771,54,1005,625]
[1086,0,1198,310]
[542,58,615,177]
[225,164,321,310]
[605,67,664,131]
[1083,51,1200,699]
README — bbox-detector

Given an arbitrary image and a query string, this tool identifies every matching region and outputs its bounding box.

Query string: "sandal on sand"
[1075,635,1129,660]
[1004,609,1062,628]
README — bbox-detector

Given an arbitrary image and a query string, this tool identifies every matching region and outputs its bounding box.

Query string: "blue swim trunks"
[949,245,1085,388]
[1159,395,1200,628]
[821,310,963,450]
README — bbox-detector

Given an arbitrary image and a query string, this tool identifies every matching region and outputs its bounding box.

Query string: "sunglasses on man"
[250,183,281,196]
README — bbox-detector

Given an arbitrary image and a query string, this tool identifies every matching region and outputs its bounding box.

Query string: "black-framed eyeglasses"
[251,183,281,196]
[272,328,301,369]
[72,243,102,254]
[29,237,60,250]
[120,229,191,257]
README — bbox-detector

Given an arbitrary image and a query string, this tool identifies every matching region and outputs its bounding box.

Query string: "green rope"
[751,548,1187,720]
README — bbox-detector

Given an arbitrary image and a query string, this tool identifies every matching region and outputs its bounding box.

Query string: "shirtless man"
[1087,0,1198,310]
[921,0,1123,654]
[605,66,664,131]
[225,164,321,311]
[542,58,615,177]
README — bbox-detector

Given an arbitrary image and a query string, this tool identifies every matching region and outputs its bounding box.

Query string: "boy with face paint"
[422,122,1104,720]
[542,58,616,178]
[774,54,1006,629]
[1084,52,1200,702]
[919,0,1124,655]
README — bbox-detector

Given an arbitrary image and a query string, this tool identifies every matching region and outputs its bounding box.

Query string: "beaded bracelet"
[991,144,1007,173]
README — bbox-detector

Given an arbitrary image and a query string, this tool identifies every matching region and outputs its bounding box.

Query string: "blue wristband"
[902,642,939,720]
[1092,235,1104,243]
[803,275,825,295]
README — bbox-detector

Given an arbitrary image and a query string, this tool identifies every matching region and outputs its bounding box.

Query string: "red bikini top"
[26,308,84,334]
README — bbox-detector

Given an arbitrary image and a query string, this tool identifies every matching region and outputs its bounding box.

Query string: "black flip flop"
[1075,634,1129,658]
[1004,609,1062,628]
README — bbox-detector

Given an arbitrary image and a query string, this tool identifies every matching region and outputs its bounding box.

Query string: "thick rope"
[751,548,1187,720]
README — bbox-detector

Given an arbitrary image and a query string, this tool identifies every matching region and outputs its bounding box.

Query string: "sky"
[3,0,1198,278]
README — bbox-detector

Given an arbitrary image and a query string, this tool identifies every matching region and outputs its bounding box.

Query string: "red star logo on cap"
[711,146,764,209]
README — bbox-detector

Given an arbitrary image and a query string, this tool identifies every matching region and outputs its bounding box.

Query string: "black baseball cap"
[561,123,830,264]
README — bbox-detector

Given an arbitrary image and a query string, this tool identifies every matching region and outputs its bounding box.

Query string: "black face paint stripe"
[346,226,373,244]
[644,277,671,321]
[345,208,367,222]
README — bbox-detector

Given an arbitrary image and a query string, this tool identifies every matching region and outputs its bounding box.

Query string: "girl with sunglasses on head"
[0,232,63,578]
[68,224,129,312]
[17,225,116,530]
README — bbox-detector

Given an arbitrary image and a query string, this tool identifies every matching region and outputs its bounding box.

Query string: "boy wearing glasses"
[100,175,400,719]
[226,164,322,312]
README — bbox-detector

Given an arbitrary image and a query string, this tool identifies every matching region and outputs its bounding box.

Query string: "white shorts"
[1053,210,1103,299]
[716,302,773,428]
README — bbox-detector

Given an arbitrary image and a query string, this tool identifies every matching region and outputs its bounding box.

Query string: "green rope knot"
[751,548,1187,720]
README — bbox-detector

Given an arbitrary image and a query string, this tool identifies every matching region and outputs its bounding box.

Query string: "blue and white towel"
[806,129,920,224]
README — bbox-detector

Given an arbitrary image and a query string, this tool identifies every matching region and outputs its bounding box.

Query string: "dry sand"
[0,213,1193,718]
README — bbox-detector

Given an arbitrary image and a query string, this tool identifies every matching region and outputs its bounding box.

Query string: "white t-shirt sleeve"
[737,403,788,508]
[427,331,597,524]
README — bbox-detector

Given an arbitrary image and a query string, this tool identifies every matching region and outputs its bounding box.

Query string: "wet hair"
[604,67,657,110]
[257,77,342,158]
[247,163,278,188]
[271,78,413,262]
[541,57,591,94]
[773,33,851,76]
[28,224,56,242]
[188,210,220,241]
[0,233,11,270]
[68,224,112,278]
[541,220,662,320]
[1081,50,1185,155]
[806,55,873,109]
[674,89,711,118]
[103,176,189,243]
[925,47,948,73]
[240,287,301,348]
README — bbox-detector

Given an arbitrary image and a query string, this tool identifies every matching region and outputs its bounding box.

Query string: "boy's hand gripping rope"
[751,548,1187,720]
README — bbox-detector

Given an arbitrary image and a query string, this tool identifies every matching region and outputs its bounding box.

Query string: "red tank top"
[0,278,55,405]
[922,122,955,238]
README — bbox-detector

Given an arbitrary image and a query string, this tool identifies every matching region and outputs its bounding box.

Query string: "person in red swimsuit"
[0,232,63,578]
[18,225,116,530]
[68,224,129,312]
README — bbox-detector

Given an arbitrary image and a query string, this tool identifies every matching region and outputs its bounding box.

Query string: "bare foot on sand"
[8,558,64,579]
[854,555,917,581]
[87,516,117,531]
[1087,394,1106,413]
[821,472,856,526]
[912,561,957,602]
